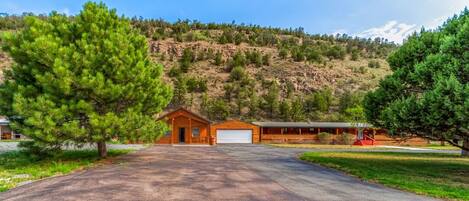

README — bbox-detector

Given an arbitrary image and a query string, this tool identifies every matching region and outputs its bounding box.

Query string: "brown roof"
[252,121,371,128]
[157,107,211,123]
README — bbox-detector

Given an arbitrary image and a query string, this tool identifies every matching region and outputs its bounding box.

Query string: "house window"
[165,130,172,137]
[192,127,200,137]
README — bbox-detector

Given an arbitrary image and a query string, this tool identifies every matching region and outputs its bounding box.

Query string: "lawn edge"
[0,147,144,193]
[297,152,449,201]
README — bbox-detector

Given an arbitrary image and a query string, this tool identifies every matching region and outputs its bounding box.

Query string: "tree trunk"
[462,139,469,157]
[97,141,107,158]
[440,140,445,146]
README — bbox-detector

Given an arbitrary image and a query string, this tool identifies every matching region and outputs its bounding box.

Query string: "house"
[156,108,428,146]
[0,118,25,140]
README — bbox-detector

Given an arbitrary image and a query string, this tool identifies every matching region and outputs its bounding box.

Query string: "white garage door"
[216,130,252,143]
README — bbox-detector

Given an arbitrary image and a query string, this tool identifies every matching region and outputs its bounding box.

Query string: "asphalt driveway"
[0,144,437,201]
[216,144,437,201]
[0,145,303,201]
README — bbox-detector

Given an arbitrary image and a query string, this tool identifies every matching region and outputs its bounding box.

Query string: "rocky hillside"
[0,16,397,122]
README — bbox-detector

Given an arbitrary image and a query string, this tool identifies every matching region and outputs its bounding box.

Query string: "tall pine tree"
[0,2,172,157]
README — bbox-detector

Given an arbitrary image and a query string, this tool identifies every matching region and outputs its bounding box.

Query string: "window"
[192,127,200,137]
[165,130,172,137]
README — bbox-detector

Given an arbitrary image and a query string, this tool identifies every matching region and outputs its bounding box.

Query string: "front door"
[179,128,186,143]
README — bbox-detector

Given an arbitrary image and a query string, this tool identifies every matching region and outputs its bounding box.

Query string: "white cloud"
[355,20,417,43]
[354,15,452,44]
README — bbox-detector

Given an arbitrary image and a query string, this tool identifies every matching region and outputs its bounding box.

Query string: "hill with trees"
[0,13,398,122]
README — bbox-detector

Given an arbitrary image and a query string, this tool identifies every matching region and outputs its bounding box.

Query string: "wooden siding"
[261,127,429,146]
[156,108,210,144]
[210,120,260,144]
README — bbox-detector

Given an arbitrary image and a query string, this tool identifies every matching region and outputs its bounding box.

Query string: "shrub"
[168,66,182,77]
[368,60,381,68]
[229,51,247,70]
[338,133,356,145]
[262,53,271,66]
[326,45,346,60]
[229,66,246,81]
[352,66,367,74]
[351,50,359,61]
[279,48,288,59]
[318,132,332,144]
[214,51,223,66]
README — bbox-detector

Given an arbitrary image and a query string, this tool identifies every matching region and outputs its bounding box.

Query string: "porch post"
[171,118,175,144]
[318,128,321,133]
[336,128,339,135]
[189,118,192,144]
[260,127,263,142]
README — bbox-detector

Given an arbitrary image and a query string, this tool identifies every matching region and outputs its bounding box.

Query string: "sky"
[1,0,468,43]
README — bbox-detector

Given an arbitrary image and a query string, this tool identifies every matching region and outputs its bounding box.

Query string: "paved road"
[0,144,439,201]
[217,144,438,201]
[0,145,303,201]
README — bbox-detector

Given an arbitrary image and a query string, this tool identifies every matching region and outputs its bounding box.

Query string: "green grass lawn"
[425,144,461,150]
[270,144,392,150]
[300,152,469,201]
[0,149,132,192]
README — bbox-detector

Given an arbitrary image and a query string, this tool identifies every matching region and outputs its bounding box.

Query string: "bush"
[229,66,246,81]
[326,45,346,60]
[368,60,381,68]
[229,51,247,70]
[318,132,332,144]
[338,133,356,145]
[262,53,271,66]
[168,66,182,77]
[214,51,223,66]
[279,48,288,59]
[351,50,359,61]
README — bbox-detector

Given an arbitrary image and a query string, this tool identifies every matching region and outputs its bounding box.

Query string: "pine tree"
[279,100,291,121]
[214,51,223,66]
[290,98,305,121]
[263,82,280,118]
[0,2,172,157]
[172,77,187,106]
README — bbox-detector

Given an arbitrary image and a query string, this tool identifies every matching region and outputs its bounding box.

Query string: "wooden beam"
[189,118,192,144]
[171,118,175,144]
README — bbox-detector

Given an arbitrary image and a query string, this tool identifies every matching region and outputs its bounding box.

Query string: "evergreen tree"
[279,100,291,121]
[214,51,223,66]
[262,53,271,66]
[229,66,246,81]
[172,77,188,106]
[290,98,305,121]
[263,82,280,118]
[247,91,260,118]
[180,48,194,72]
[278,48,288,59]
[363,9,469,155]
[0,2,172,157]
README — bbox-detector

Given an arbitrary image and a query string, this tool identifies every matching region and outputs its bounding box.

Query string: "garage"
[210,120,260,144]
[216,130,252,143]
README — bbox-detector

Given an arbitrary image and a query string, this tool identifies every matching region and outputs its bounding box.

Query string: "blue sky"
[1,0,468,43]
